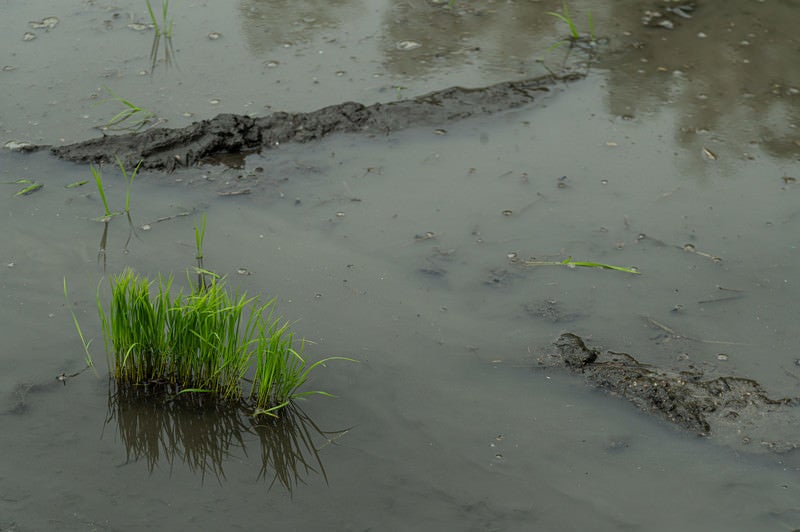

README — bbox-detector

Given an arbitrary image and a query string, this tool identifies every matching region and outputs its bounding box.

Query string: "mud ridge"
[540,333,800,454]
[39,72,584,172]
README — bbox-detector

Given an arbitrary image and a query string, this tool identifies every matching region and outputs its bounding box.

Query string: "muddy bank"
[540,333,800,454]
[41,73,583,171]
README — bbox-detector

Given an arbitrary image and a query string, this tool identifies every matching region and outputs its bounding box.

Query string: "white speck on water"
[396,41,421,51]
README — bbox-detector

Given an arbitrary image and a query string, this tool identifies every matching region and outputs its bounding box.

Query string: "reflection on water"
[381,0,583,78]
[107,384,345,490]
[238,0,358,54]
[236,0,601,80]
[600,0,800,162]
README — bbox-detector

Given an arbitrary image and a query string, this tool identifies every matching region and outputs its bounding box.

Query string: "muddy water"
[2,1,800,530]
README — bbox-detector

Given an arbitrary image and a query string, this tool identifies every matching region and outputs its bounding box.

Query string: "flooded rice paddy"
[1,0,799,530]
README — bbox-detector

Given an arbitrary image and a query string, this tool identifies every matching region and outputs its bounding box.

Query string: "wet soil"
[43,73,584,171]
[541,333,800,454]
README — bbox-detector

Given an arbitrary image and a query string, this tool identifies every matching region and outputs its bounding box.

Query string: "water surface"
[1,1,799,530]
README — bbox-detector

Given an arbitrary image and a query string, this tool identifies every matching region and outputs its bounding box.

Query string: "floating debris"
[65,180,88,189]
[4,141,33,151]
[682,243,722,262]
[414,231,437,241]
[208,32,222,40]
[127,22,149,31]
[15,183,44,196]
[29,17,59,29]
[2,65,18,72]
[702,147,718,160]
[396,41,421,51]
[217,189,250,196]
[782,176,797,184]
[540,257,638,274]
[236,268,251,276]
[22,32,36,41]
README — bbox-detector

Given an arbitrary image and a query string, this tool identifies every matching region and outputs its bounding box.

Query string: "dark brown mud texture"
[42,72,584,172]
[540,333,800,455]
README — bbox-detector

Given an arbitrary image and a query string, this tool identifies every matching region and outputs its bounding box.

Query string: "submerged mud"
[541,333,800,454]
[42,73,583,171]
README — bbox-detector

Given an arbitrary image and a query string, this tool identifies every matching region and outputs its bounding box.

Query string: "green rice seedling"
[193,213,209,289]
[90,165,121,221]
[146,0,176,70]
[146,0,174,39]
[115,156,142,214]
[547,2,581,40]
[115,156,143,251]
[545,2,596,60]
[251,316,355,416]
[102,85,156,132]
[520,256,640,274]
[63,278,98,375]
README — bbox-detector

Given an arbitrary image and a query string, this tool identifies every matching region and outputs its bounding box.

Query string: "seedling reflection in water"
[146,0,176,70]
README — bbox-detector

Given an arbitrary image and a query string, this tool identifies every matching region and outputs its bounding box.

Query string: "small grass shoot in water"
[547,2,594,41]
[63,278,97,376]
[90,165,118,221]
[146,0,176,70]
[89,159,143,268]
[116,156,142,214]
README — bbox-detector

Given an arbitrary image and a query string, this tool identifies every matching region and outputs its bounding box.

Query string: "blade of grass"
[64,278,98,376]
[546,2,579,39]
[91,165,112,217]
[520,256,640,274]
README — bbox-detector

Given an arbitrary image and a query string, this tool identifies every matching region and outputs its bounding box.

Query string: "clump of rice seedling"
[98,267,352,415]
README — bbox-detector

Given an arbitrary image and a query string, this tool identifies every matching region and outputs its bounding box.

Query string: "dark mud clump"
[43,73,584,172]
[540,333,800,454]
